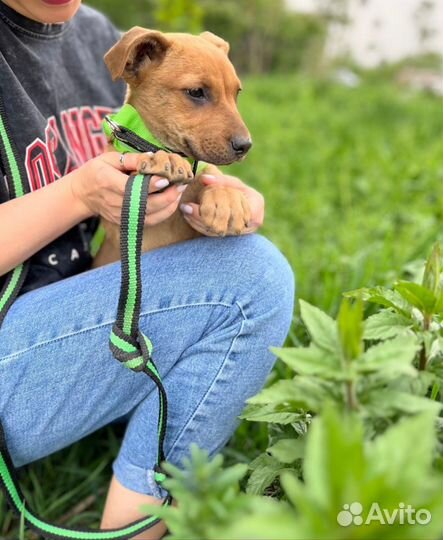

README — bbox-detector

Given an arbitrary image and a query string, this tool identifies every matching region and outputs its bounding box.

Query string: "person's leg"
[0,234,294,537]
[102,235,295,536]
[101,477,166,539]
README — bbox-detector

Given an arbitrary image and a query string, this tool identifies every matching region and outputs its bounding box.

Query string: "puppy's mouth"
[183,138,243,166]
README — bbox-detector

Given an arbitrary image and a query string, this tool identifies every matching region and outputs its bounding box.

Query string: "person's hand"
[179,173,264,236]
[71,152,188,226]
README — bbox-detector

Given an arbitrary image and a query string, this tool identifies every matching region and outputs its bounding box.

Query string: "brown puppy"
[93,27,252,267]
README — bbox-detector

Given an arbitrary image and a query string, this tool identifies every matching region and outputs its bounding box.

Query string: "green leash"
[0,97,171,538]
[0,101,29,328]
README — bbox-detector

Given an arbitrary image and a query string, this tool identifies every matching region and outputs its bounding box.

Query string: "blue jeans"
[0,235,294,498]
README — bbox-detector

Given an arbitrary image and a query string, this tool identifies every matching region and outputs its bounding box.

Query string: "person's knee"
[233,235,295,325]
[138,234,295,326]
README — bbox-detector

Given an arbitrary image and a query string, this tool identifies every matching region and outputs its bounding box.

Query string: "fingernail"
[202,174,216,180]
[180,204,193,215]
[155,178,169,188]
[177,184,188,192]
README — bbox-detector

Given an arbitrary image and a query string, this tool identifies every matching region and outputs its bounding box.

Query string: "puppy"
[93,27,252,267]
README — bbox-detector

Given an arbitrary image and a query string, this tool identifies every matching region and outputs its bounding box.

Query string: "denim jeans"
[0,235,294,497]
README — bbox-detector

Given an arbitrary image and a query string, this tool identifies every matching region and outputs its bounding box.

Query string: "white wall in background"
[286,0,443,67]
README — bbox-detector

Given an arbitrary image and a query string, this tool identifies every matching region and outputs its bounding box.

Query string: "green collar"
[103,104,166,154]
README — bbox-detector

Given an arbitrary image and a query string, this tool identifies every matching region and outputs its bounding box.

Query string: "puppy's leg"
[192,166,252,236]
[137,151,194,184]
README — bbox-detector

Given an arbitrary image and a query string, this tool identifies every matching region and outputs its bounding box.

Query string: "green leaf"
[346,286,410,316]
[370,412,436,486]
[363,310,412,340]
[337,297,363,361]
[271,345,343,379]
[299,300,339,352]
[247,377,338,412]
[279,470,305,507]
[215,463,249,489]
[434,289,443,314]
[358,335,419,376]
[267,438,305,464]
[246,379,299,405]
[430,380,440,401]
[395,281,437,315]
[218,498,300,540]
[363,389,442,417]
[390,369,435,397]
[302,407,366,509]
[247,454,286,495]
[422,243,441,296]
[240,403,307,424]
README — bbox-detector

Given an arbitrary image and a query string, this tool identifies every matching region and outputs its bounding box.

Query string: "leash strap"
[109,173,169,477]
[0,97,29,327]
[0,95,171,538]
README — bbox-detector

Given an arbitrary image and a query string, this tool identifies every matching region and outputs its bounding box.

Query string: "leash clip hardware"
[104,115,122,136]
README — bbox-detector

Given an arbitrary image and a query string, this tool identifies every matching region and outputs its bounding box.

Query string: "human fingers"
[144,197,180,227]
[199,173,246,190]
[245,189,264,229]
[144,184,188,217]
[99,151,141,172]
[179,203,218,236]
[99,152,173,182]
[105,171,174,197]
[100,178,186,226]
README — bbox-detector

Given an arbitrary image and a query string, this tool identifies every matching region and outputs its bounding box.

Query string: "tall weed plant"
[149,244,443,540]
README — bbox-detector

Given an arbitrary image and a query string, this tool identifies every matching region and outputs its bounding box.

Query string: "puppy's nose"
[231,136,252,156]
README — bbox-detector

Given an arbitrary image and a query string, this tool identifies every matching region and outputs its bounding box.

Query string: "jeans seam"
[235,300,248,320]
[166,302,248,458]
[0,301,233,362]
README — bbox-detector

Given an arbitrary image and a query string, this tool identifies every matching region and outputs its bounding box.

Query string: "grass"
[1,74,442,537]
[230,75,442,318]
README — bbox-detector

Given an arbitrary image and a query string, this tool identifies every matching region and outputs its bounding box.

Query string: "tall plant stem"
[345,379,359,410]
[419,314,432,371]
[419,345,427,371]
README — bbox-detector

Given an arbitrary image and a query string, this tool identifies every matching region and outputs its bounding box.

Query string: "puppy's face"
[105,28,252,165]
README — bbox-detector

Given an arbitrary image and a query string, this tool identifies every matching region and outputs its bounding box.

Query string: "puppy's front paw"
[137,150,194,183]
[199,186,251,236]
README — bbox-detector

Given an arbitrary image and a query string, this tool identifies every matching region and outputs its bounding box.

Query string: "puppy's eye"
[186,88,206,100]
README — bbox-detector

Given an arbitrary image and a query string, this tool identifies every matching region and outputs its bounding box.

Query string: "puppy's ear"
[200,31,230,55]
[104,26,171,82]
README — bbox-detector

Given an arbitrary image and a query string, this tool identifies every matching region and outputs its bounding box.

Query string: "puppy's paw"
[199,186,251,236]
[137,151,194,183]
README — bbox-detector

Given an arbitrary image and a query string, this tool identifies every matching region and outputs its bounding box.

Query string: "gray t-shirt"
[0,2,125,293]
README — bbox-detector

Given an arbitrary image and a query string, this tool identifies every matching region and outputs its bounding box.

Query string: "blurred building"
[287,0,443,67]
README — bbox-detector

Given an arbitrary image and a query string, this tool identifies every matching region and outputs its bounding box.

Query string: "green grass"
[1,75,442,537]
[229,75,442,318]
